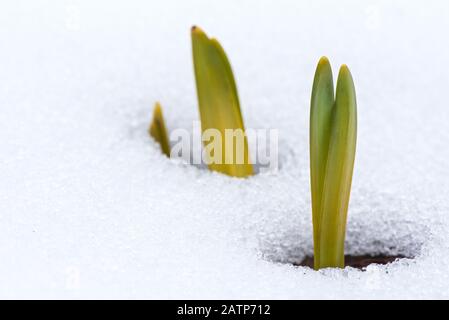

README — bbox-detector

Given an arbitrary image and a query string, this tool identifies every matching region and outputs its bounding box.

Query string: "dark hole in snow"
[295,254,411,270]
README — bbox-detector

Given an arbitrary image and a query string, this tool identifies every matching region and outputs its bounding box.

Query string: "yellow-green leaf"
[149,102,170,157]
[318,65,357,268]
[310,57,334,269]
[191,26,253,178]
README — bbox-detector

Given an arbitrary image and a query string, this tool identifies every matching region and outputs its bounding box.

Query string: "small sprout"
[191,26,253,178]
[149,102,170,157]
[310,57,357,269]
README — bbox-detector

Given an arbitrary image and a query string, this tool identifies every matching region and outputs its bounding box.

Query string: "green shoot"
[149,102,170,157]
[310,57,334,269]
[191,26,253,178]
[310,57,357,269]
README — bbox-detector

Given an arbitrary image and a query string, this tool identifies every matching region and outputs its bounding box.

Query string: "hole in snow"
[253,191,428,271]
[295,254,411,270]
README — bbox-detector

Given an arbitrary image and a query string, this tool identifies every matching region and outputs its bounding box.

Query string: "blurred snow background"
[1,0,449,298]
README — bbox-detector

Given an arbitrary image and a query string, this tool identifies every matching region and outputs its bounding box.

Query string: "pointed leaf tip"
[153,102,162,116]
[318,56,330,67]
[191,25,205,36]
[338,64,352,79]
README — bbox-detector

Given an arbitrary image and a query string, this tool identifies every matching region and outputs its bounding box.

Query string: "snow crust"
[1,0,449,298]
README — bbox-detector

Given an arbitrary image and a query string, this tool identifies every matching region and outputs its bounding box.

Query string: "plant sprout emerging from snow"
[150,31,359,270]
[149,102,170,157]
[150,26,253,178]
[310,57,357,270]
[191,26,253,178]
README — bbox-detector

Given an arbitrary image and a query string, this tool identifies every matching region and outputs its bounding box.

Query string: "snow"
[1,0,449,299]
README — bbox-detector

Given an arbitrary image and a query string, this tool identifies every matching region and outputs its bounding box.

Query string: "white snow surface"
[1,0,449,299]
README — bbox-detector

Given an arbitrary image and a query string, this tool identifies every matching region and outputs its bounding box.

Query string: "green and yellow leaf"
[149,102,170,157]
[310,57,334,269]
[191,26,253,178]
[318,65,357,269]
